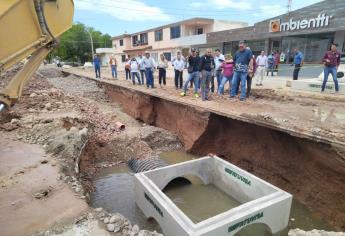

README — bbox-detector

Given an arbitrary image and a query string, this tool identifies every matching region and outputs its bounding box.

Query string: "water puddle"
[90,151,335,235]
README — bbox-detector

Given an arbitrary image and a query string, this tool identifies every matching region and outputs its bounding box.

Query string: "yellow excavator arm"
[0,0,74,112]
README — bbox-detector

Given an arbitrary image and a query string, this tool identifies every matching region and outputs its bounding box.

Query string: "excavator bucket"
[0,0,74,72]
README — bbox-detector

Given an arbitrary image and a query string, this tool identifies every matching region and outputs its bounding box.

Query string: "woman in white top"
[157,54,168,88]
[129,58,141,85]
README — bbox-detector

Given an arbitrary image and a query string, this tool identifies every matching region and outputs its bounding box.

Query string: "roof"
[111,17,216,39]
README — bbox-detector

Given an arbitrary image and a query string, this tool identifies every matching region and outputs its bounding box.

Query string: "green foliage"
[49,22,112,63]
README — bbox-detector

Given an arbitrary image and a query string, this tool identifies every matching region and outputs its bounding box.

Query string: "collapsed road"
[0,65,344,236]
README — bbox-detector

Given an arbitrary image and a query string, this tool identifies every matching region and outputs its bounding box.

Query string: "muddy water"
[90,151,335,235]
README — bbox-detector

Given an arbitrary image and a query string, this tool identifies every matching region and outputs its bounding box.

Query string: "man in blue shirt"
[293,48,304,80]
[93,54,101,79]
[230,41,253,101]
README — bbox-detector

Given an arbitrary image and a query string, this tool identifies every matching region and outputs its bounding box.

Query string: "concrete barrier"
[134,156,292,236]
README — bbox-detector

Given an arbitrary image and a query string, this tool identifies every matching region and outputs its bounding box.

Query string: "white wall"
[213,20,248,32]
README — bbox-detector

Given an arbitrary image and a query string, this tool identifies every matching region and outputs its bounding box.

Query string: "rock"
[109,214,121,224]
[10,119,20,125]
[45,103,52,111]
[114,226,121,233]
[95,207,103,212]
[103,217,109,224]
[131,225,139,234]
[79,128,88,138]
[29,93,37,98]
[70,126,79,132]
[106,224,115,232]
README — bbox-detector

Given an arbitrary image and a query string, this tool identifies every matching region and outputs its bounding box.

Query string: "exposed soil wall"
[103,83,345,231]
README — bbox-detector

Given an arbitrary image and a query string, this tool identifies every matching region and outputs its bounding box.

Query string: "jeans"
[145,68,154,88]
[218,75,233,95]
[158,68,166,85]
[247,75,252,98]
[131,72,141,85]
[125,68,131,80]
[215,70,223,92]
[111,65,117,79]
[140,70,146,84]
[201,70,212,101]
[184,71,200,94]
[293,64,301,80]
[322,66,339,92]
[174,69,183,89]
[231,71,248,100]
[266,64,274,76]
[95,65,100,78]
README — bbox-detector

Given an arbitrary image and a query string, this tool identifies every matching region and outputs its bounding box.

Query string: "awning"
[123,46,152,53]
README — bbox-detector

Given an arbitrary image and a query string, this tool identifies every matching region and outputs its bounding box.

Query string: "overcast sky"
[74,0,323,36]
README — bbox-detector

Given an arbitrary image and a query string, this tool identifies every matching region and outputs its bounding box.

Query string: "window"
[197,28,203,35]
[119,39,123,46]
[163,52,171,61]
[132,35,139,46]
[170,25,181,39]
[140,33,148,45]
[121,55,126,62]
[155,29,163,41]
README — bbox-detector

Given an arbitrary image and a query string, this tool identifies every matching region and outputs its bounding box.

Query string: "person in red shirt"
[218,54,234,95]
[321,43,341,93]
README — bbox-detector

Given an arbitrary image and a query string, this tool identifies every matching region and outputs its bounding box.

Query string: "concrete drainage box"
[134,156,292,236]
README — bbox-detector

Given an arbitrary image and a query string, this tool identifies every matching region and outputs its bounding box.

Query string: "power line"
[77,0,282,16]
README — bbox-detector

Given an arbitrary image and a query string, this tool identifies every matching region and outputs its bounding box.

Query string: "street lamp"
[87,29,94,61]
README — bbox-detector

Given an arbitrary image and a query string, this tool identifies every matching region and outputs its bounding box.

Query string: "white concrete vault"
[134,156,293,236]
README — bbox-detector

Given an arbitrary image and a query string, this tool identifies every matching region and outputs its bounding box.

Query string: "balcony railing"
[171,34,206,46]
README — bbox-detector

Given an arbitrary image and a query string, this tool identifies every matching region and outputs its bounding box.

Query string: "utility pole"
[287,0,292,14]
[87,29,94,61]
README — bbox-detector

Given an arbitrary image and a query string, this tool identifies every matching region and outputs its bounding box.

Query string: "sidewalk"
[62,66,345,147]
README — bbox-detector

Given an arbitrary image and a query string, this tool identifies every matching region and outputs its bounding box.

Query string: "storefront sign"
[270,13,332,32]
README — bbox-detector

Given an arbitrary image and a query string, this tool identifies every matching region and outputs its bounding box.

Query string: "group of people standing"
[93,41,342,98]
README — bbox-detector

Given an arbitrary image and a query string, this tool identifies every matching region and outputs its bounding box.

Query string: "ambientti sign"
[270,13,333,32]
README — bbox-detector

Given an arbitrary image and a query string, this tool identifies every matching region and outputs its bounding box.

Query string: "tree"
[49,22,112,64]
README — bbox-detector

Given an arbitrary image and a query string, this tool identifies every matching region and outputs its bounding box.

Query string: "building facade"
[111,18,247,68]
[207,0,345,63]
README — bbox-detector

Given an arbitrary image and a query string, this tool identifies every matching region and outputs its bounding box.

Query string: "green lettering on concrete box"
[225,168,251,186]
[144,192,164,217]
[228,212,264,232]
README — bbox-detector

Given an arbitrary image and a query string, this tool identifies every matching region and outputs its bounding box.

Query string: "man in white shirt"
[137,53,146,84]
[214,49,225,93]
[255,51,268,86]
[129,58,141,85]
[173,54,185,89]
[143,51,156,88]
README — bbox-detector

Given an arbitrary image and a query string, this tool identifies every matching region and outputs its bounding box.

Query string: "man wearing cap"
[230,41,253,101]
[214,49,225,93]
[181,48,201,98]
[321,43,341,93]
[143,51,156,88]
[137,53,146,84]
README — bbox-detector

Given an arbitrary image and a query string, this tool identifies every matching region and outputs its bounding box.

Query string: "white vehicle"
[83,62,93,68]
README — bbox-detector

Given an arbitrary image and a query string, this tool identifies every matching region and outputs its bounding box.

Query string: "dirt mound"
[139,126,182,151]
[46,73,110,103]
[38,67,65,78]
